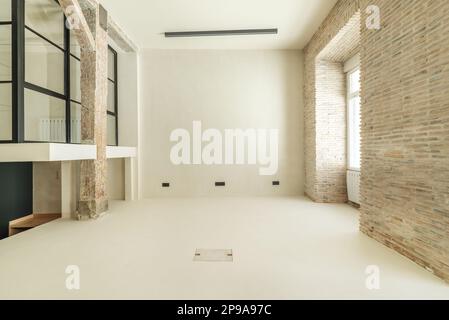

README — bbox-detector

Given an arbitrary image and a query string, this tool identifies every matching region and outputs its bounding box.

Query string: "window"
[107,46,118,146]
[0,0,82,144]
[70,30,81,143]
[24,0,67,142]
[347,68,361,170]
[0,0,11,141]
[0,1,114,145]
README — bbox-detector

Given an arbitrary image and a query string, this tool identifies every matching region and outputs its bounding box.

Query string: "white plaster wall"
[33,162,61,214]
[140,50,304,197]
[107,158,125,200]
[106,41,140,200]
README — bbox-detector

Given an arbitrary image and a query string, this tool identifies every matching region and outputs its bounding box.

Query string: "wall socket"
[162,182,170,188]
[272,181,280,186]
[215,182,226,187]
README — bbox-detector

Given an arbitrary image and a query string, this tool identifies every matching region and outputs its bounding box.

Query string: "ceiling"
[100,0,338,50]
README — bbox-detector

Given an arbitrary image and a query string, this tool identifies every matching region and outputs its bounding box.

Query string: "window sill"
[106,146,137,159]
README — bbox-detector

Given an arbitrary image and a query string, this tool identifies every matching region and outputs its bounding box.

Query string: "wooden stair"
[9,214,61,237]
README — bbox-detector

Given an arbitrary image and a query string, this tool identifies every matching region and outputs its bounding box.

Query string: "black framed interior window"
[0,0,83,144]
[0,0,12,142]
[69,29,81,143]
[24,0,67,143]
[0,0,116,145]
[107,46,118,146]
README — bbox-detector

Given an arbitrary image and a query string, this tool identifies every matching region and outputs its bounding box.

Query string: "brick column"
[77,4,109,219]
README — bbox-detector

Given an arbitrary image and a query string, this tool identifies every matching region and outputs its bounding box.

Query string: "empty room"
[0,0,448,305]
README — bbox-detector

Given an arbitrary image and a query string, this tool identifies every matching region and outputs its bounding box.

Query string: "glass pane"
[107,80,115,112]
[70,30,80,58]
[71,102,81,143]
[0,25,11,81]
[0,83,11,140]
[24,89,66,142]
[108,48,115,81]
[349,96,361,169]
[107,114,117,146]
[0,0,11,21]
[70,56,81,102]
[25,0,64,47]
[25,29,64,94]
[349,69,360,94]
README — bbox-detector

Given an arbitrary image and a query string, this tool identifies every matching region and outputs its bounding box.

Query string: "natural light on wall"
[347,68,361,171]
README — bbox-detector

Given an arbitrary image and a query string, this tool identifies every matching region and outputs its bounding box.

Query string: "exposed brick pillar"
[77,4,109,219]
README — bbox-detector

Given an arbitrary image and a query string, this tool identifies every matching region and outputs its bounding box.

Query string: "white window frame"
[346,67,361,172]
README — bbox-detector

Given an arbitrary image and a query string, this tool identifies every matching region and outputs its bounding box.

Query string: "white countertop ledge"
[0,143,97,162]
[106,146,137,159]
[0,144,137,162]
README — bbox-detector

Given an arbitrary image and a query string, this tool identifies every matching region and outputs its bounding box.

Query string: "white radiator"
[39,119,81,143]
[347,170,361,204]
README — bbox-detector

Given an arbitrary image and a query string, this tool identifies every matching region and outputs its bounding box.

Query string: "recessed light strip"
[164,28,278,38]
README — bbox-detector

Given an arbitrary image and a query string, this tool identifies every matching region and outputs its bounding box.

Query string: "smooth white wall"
[140,50,304,197]
[106,40,140,201]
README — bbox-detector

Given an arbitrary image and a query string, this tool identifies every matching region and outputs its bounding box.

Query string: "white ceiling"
[100,0,338,50]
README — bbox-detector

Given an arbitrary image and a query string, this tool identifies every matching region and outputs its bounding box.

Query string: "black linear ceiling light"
[164,28,278,38]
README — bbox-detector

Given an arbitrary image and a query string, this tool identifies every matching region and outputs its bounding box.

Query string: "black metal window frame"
[0,0,75,143]
[107,45,118,146]
[1,0,119,145]
[1,0,80,144]
[0,4,13,143]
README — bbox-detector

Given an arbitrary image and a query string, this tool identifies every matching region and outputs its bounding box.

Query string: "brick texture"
[304,0,360,202]
[359,0,449,282]
[304,0,449,282]
[314,60,347,203]
[77,3,109,219]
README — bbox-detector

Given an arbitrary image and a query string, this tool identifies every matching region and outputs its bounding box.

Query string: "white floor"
[0,197,448,300]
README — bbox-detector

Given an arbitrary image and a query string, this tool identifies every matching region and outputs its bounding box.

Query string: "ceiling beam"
[108,17,139,53]
[80,0,139,52]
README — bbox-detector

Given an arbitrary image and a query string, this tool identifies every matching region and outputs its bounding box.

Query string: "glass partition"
[24,88,66,142]
[23,0,67,142]
[0,0,12,141]
[0,0,11,21]
[107,46,118,146]
[0,0,117,145]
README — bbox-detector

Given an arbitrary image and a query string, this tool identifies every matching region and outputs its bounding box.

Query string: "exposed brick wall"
[304,0,360,202]
[304,0,449,282]
[359,0,449,282]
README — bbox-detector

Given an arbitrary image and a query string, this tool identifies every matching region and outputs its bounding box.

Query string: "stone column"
[77,4,109,219]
